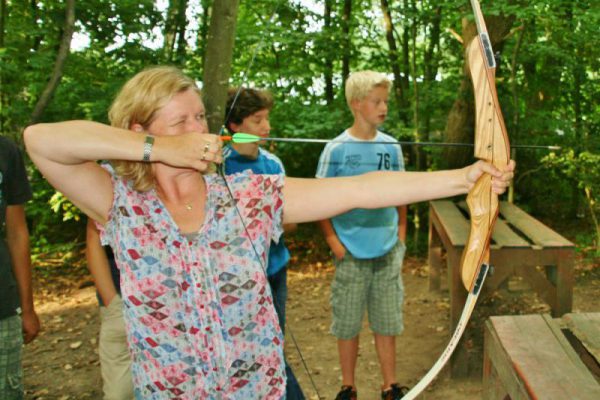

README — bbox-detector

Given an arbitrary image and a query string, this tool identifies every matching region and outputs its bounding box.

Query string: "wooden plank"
[484,318,535,400]
[563,313,600,364]
[456,201,532,247]
[491,218,531,248]
[541,314,592,375]
[488,315,600,399]
[499,202,575,247]
[483,322,515,400]
[430,200,470,246]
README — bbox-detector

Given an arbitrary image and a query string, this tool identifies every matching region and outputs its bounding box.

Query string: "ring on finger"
[203,143,210,153]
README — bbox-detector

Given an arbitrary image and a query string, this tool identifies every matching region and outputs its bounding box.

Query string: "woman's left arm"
[282,160,515,224]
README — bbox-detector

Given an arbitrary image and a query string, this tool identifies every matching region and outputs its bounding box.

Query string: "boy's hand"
[465,160,515,194]
[22,309,40,344]
[328,239,347,260]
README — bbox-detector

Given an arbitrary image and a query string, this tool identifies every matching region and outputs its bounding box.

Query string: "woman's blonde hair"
[345,70,391,109]
[109,66,200,191]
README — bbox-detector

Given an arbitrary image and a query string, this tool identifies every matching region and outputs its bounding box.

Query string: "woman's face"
[149,88,208,136]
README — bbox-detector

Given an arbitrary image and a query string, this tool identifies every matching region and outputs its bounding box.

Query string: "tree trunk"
[380,0,409,125]
[202,0,239,133]
[29,0,75,125]
[198,0,212,70]
[323,0,334,105]
[442,12,514,169]
[420,5,442,169]
[164,0,188,63]
[0,0,6,48]
[0,0,6,132]
[175,0,188,61]
[400,0,410,103]
[30,0,42,51]
[567,3,586,218]
[341,0,352,87]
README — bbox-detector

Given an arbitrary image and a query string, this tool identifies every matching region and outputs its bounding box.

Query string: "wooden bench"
[483,313,600,399]
[428,200,575,376]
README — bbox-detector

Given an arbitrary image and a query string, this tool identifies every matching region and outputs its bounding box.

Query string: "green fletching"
[232,132,261,143]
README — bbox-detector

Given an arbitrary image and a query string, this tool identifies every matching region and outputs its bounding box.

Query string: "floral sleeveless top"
[98,168,286,399]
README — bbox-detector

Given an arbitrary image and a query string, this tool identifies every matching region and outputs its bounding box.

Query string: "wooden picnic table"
[483,313,600,399]
[428,200,575,377]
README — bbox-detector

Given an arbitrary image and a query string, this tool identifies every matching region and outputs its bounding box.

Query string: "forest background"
[0,0,598,264]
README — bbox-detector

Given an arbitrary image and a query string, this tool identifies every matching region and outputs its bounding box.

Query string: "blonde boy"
[316,71,409,400]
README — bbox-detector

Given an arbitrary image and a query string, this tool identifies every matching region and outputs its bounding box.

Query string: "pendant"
[185,204,193,211]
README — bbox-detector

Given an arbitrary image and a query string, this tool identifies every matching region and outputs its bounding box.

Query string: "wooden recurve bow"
[402,1,510,398]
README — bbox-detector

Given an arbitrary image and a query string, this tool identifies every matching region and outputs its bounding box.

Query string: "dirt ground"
[22,226,599,400]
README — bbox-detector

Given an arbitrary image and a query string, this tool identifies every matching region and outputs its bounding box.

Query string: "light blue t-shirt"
[223,146,290,276]
[315,130,405,259]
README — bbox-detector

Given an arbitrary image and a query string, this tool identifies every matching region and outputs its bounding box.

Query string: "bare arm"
[6,205,40,344]
[24,121,221,224]
[283,160,515,224]
[86,219,118,306]
[397,206,407,243]
[283,223,297,234]
[318,219,346,260]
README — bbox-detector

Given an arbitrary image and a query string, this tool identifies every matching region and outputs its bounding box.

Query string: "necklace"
[185,203,193,211]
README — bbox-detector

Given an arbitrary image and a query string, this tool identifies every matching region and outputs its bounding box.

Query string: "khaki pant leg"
[99,296,134,400]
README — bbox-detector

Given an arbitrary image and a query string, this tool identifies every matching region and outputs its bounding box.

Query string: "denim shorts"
[0,315,23,400]
[330,241,406,339]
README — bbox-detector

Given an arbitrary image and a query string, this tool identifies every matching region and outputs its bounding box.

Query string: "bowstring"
[216,1,322,398]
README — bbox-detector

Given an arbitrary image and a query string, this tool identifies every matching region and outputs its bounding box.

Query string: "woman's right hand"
[155,132,223,171]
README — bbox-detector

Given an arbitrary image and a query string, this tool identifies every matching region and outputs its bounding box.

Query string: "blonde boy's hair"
[345,70,391,109]
[108,66,200,192]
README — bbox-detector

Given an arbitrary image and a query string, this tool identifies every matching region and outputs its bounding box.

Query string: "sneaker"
[381,383,409,400]
[335,385,357,400]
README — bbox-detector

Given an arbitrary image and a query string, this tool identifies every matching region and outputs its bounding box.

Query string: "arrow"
[221,132,560,150]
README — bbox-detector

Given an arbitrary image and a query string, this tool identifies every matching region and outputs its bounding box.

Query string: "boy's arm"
[6,204,40,344]
[318,219,346,260]
[397,205,407,243]
[283,223,297,234]
[86,219,118,306]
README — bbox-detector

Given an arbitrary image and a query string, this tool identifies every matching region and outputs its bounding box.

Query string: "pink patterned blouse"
[98,167,286,399]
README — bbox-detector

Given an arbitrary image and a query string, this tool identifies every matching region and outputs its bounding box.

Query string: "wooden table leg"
[429,215,444,291]
[554,249,574,317]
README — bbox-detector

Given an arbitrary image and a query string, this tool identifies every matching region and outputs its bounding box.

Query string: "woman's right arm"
[24,121,221,224]
[24,121,131,223]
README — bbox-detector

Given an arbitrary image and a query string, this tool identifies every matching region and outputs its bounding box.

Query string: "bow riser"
[469,39,511,166]
[460,32,510,291]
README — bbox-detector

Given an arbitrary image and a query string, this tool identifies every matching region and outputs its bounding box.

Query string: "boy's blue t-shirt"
[315,130,405,259]
[223,146,290,276]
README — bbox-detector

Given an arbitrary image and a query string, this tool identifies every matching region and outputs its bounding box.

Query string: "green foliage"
[1,0,597,260]
[26,170,86,255]
[542,150,600,251]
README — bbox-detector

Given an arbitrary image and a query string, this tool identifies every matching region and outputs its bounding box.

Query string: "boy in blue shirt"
[223,87,305,400]
[316,71,408,400]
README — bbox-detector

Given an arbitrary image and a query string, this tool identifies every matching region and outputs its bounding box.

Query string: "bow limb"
[460,0,511,291]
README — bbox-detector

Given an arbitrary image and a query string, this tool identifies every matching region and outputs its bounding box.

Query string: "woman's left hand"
[465,159,516,194]
[155,132,223,171]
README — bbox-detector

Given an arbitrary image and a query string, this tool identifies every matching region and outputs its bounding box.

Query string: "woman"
[24,66,514,399]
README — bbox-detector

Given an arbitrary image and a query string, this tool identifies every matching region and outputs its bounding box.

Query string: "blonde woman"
[24,66,514,399]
